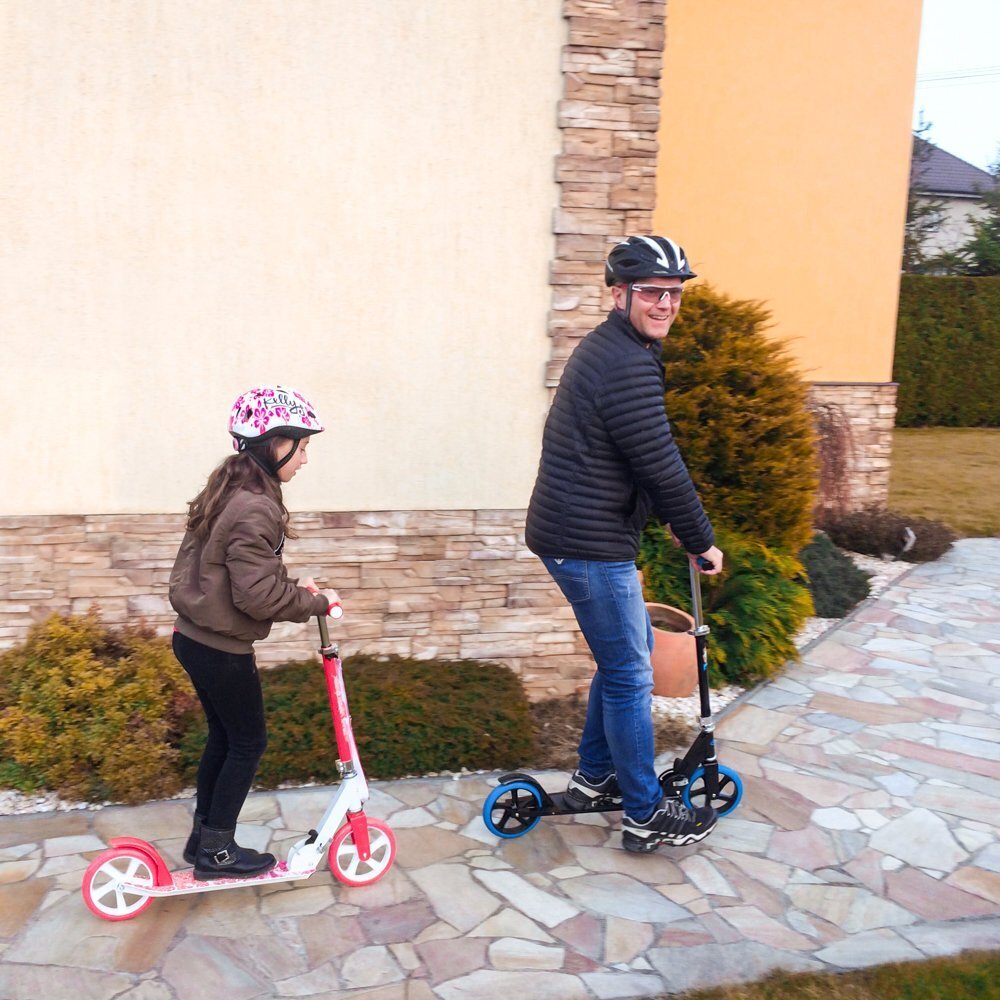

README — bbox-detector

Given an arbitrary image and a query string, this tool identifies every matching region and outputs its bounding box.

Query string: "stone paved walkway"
[1,539,998,999]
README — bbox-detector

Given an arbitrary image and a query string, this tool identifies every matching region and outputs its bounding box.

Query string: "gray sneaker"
[565,769,623,809]
[622,796,717,852]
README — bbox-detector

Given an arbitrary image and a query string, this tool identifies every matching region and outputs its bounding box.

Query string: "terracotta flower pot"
[646,602,698,698]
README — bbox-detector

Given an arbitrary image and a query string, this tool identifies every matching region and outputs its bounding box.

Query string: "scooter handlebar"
[306,584,344,620]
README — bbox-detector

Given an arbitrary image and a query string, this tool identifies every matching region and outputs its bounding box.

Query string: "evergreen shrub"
[254,655,535,785]
[894,276,1000,427]
[824,508,957,563]
[638,285,818,684]
[660,285,818,552]
[638,526,814,686]
[800,533,872,618]
[0,612,199,804]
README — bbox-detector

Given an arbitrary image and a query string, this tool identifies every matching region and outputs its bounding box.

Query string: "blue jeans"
[542,557,660,817]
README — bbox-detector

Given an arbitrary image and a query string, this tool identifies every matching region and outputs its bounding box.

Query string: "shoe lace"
[663,798,695,821]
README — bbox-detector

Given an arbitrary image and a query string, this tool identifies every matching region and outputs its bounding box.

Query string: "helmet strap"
[613,284,635,322]
[245,447,280,479]
[271,438,300,474]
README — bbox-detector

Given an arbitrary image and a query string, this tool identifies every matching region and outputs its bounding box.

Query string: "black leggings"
[172,631,267,830]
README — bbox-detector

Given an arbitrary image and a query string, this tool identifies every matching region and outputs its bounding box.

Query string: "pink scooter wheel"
[329,818,396,886]
[82,847,156,921]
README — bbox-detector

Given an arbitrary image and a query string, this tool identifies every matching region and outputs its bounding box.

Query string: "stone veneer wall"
[0,1,670,700]
[548,0,666,386]
[808,382,899,512]
[0,511,589,698]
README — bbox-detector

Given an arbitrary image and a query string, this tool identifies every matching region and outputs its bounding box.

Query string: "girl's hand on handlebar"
[690,546,724,575]
[303,580,344,618]
[320,589,343,619]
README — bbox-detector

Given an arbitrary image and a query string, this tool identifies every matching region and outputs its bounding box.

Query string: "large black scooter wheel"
[483,781,543,839]
[682,765,744,816]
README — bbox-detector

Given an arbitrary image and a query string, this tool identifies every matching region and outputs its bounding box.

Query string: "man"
[525,235,724,853]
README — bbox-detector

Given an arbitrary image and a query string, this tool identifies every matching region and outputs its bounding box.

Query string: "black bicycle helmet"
[604,235,697,285]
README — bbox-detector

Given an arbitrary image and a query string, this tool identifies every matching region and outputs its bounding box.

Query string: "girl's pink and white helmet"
[228,385,324,453]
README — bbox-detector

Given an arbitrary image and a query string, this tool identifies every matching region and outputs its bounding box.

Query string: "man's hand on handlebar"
[689,545,724,576]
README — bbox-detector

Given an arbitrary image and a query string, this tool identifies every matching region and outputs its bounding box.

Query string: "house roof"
[912,139,997,198]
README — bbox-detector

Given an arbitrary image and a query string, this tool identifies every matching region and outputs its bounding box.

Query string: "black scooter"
[482,559,743,840]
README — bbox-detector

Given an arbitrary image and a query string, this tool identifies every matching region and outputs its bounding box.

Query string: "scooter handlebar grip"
[696,556,714,571]
[328,602,344,620]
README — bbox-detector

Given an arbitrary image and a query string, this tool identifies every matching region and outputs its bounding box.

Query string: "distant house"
[911,139,997,258]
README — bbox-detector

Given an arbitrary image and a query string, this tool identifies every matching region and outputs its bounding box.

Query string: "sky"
[911,0,1000,172]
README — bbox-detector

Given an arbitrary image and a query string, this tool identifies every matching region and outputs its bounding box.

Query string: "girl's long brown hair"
[185,438,295,539]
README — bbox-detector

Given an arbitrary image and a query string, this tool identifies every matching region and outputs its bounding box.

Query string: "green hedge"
[253,655,534,786]
[894,276,1000,427]
[0,612,535,803]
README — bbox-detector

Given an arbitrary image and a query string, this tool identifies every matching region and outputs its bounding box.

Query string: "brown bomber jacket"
[169,488,329,654]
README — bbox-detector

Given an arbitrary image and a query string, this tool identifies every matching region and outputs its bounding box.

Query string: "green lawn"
[889,427,1000,537]
[666,949,1000,999]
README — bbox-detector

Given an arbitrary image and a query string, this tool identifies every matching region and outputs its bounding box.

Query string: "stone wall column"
[808,382,899,517]
[548,0,667,386]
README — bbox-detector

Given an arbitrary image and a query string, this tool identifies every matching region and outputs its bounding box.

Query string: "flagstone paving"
[0,539,998,998]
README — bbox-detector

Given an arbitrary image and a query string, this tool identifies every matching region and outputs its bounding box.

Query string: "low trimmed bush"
[824,507,957,563]
[638,526,814,686]
[255,655,535,785]
[800,532,872,618]
[0,613,537,803]
[0,612,199,804]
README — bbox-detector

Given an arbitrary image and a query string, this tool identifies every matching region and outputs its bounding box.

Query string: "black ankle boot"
[183,813,204,865]
[194,826,277,881]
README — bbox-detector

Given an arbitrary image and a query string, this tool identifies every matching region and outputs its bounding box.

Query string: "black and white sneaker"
[622,796,717,852]
[564,769,623,810]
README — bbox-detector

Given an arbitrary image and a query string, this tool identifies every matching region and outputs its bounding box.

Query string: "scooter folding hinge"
[305,829,319,845]
[699,717,715,732]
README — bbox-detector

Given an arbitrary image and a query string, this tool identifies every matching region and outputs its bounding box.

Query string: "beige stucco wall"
[0,1,563,516]
[654,0,922,382]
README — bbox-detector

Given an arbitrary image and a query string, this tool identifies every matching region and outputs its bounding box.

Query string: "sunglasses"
[631,284,684,303]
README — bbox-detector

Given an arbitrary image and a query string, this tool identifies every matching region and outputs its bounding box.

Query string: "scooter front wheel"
[82,848,155,921]
[483,780,543,839]
[682,765,743,816]
[329,818,396,887]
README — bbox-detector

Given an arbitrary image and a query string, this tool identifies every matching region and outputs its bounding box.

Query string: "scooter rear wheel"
[682,765,743,816]
[329,818,396,886]
[483,780,543,839]
[82,847,155,921]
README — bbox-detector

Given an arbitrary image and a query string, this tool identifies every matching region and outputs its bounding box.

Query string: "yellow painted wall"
[655,0,922,382]
[0,1,563,515]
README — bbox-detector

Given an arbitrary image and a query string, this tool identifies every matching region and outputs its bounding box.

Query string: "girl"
[169,385,339,880]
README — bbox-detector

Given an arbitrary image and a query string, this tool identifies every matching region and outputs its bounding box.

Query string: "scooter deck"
[496,773,622,816]
[544,791,623,816]
[123,862,317,897]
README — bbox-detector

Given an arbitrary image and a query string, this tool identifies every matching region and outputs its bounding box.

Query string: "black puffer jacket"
[526,310,714,561]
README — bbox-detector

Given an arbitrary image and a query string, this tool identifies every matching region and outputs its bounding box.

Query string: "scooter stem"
[688,562,706,631]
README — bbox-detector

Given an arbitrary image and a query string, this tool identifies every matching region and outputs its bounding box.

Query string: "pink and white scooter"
[82,607,395,921]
